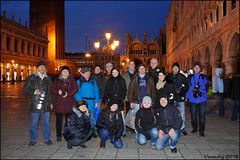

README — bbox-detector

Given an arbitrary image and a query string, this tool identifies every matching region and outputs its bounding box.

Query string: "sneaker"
[67,142,72,149]
[44,140,53,145]
[100,144,105,148]
[191,129,197,133]
[57,137,62,142]
[171,148,177,153]
[199,132,205,137]
[28,141,36,146]
[182,131,188,136]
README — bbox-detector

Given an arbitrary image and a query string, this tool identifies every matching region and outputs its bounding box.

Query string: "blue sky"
[1,1,171,53]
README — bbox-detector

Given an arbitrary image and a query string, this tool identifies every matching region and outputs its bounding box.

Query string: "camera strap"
[193,74,201,86]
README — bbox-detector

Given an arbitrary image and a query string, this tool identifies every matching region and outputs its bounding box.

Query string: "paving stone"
[96,148,117,156]
[71,151,96,159]
[179,148,203,159]
[95,155,116,159]
[185,143,212,149]
[139,154,167,159]
[116,148,138,158]
[49,152,74,159]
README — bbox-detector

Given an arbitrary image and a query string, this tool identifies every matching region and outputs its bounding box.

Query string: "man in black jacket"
[23,60,53,146]
[155,93,183,153]
[167,62,189,135]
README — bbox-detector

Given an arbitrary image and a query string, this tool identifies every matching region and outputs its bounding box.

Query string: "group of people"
[22,58,238,153]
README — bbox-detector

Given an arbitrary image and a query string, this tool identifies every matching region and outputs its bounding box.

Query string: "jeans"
[218,93,225,116]
[189,102,206,132]
[56,113,69,138]
[29,112,51,142]
[155,130,181,150]
[174,102,186,131]
[121,111,126,135]
[89,109,96,131]
[231,100,239,120]
[97,129,123,149]
[136,128,158,145]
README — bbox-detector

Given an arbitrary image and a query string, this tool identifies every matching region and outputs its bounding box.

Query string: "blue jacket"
[186,73,209,104]
[74,77,100,110]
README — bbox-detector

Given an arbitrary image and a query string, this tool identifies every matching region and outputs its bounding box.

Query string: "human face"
[110,104,118,112]
[138,66,146,75]
[112,69,119,77]
[129,61,135,70]
[172,66,179,74]
[193,65,201,73]
[82,71,91,80]
[94,66,101,74]
[150,59,158,69]
[106,65,113,74]
[158,72,165,82]
[61,69,69,79]
[38,65,46,74]
[160,97,168,107]
[78,105,87,112]
[142,103,151,108]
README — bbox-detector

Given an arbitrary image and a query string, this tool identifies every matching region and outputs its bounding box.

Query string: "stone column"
[10,36,14,52]
[223,60,234,76]
[219,1,223,19]
[1,32,7,50]
[17,38,21,54]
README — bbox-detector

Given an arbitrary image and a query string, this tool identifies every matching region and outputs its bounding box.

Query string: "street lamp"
[94,32,120,54]
[11,60,15,85]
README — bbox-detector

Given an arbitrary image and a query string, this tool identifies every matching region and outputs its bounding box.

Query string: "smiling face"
[160,97,168,107]
[150,58,158,69]
[38,65,46,74]
[110,104,118,111]
[82,71,91,80]
[94,66,101,74]
[112,69,119,77]
[172,66,179,74]
[78,104,87,112]
[142,102,151,108]
[158,72,166,82]
[138,65,146,75]
[61,69,69,79]
[193,65,201,73]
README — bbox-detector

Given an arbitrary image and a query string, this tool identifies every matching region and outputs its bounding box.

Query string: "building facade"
[125,30,166,71]
[0,15,48,81]
[166,1,239,76]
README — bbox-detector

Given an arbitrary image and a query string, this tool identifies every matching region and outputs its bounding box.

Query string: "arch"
[229,32,240,74]
[213,41,223,66]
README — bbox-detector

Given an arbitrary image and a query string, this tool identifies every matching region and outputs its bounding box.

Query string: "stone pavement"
[1,82,239,159]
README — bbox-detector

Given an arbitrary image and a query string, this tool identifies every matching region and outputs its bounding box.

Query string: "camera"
[168,93,174,100]
[61,89,67,97]
[37,91,47,110]
[193,83,202,98]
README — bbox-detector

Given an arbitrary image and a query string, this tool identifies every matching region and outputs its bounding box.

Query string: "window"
[14,38,18,52]
[21,40,24,53]
[27,42,30,55]
[6,36,10,50]
[223,0,227,16]
[216,7,219,22]
[210,13,213,22]
[232,0,236,9]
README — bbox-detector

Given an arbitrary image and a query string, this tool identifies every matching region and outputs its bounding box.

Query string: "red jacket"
[52,75,78,113]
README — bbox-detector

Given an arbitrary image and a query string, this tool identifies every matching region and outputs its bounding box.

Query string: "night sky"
[1,1,171,54]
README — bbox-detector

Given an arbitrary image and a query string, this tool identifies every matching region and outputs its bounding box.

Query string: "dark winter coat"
[231,75,240,100]
[148,67,161,83]
[167,73,189,102]
[156,105,183,134]
[23,73,52,112]
[96,108,124,140]
[135,108,158,138]
[122,69,137,101]
[127,74,156,104]
[155,82,176,107]
[63,106,91,141]
[52,75,78,113]
[104,76,127,111]
[91,73,106,99]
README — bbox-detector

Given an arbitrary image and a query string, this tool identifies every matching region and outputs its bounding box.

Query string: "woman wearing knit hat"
[52,65,78,142]
[135,96,158,148]
[96,99,124,149]
[155,93,183,153]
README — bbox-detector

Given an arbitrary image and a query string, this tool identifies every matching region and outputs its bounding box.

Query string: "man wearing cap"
[23,59,53,146]
[52,66,78,142]
[186,61,209,137]
[167,62,189,136]
[74,67,100,137]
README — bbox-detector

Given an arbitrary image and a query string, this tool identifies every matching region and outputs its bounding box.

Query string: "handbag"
[125,103,140,130]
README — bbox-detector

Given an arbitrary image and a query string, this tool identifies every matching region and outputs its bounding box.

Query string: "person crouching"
[155,93,183,153]
[135,96,158,147]
[96,99,124,149]
[63,100,93,149]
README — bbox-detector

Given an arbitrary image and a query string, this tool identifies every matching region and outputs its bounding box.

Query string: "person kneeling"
[96,100,124,149]
[63,100,93,149]
[135,96,158,147]
[155,93,183,153]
